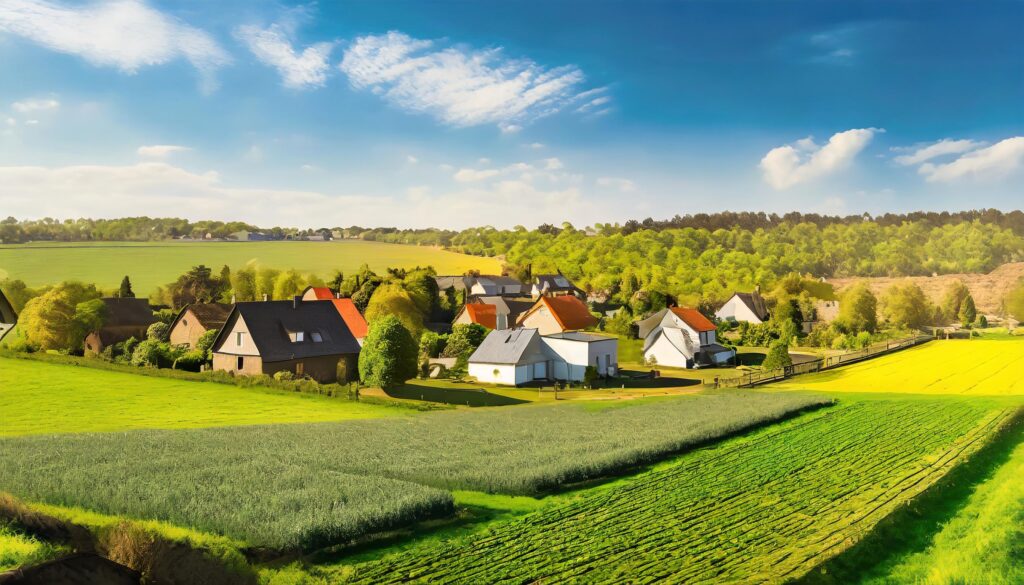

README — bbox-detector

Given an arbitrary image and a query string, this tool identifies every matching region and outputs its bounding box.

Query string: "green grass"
[0,356,406,436]
[0,392,825,550]
[331,398,1016,584]
[0,522,66,572]
[0,240,502,294]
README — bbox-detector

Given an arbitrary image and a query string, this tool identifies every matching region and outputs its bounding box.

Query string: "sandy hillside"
[829,262,1024,316]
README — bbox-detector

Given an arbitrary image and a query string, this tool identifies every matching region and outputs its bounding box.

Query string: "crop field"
[0,240,501,294]
[770,340,1024,395]
[0,356,406,436]
[333,399,1017,584]
[0,392,825,550]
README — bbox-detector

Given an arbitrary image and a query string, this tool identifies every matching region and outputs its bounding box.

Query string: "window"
[311,332,323,343]
[236,356,244,370]
[292,331,305,343]
[236,331,245,347]
[296,362,304,376]
[183,319,188,327]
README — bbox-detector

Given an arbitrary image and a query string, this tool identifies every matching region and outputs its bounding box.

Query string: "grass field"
[0,240,502,294]
[333,398,1017,584]
[0,523,65,572]
[770,340,1024,395]
[0,356,406,436]
[0,392,824,550]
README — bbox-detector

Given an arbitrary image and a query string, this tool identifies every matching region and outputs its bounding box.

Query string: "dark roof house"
[714,289,771,324]
[0,288,17,342]
[83,298,157,355]
[532,273,585,298]
[168,302,233,349]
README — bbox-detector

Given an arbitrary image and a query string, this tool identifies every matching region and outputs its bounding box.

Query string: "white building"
[542,332,618,380]
[638,307,734,369]
[468,328,618,386]
[715,290,770,324]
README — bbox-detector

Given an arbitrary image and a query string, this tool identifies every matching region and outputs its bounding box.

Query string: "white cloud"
[453,168,501,182]
[137,144,190,158]
[339,31,605,129]
[11,98,59,113]
[543,157,563,170]
[4,118,15,127]
[918,137,1024,182]
[596,177,636,193]
[892,138,985,166]
[406,155,419,164]
[0,0,231,92]
[300,164,316,171]
[526,142,545,150]
[760,128,880,190]
[234,23,333,90]
[24,119,39,125]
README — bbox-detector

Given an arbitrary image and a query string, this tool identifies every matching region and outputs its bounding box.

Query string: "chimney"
[231,294,236,304]
[336,292,340,299]
[293,295,302,309]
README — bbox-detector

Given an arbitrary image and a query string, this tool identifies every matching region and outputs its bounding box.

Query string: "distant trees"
[881,282,935,330]
[1006,282,1024,325]
[18,282,103,351]
[835,283,878,334]
[359,315,418,389]
[941,280,977,326]
[117,276,135,298]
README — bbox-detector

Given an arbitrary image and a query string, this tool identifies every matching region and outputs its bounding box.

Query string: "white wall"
[643,333,693,368]
[715,296,764,324]
[543,337,619,380]
[213,315,259,356]
[468,363,520,385]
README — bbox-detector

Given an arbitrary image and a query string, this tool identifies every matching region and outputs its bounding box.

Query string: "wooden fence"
[714,334,933,389]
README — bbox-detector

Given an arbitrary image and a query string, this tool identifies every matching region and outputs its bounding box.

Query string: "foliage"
[18,281,103,351]
[941,280,972,323]
[196,328,218,358]
[0,522,65,572]
[602,308,634,337]
[364,283,424,337]
[761,340,793,370]
[340,400,1005,584]
[835,282,878,334]
[117,275,135,298]
[273,269,307,301]
[131,339,175,368]
[881,282,936,329]
[402,268,439,318]
[441,323,488,361]
[957,294,977,326]
[582,365,600,388]
[147,321,170,342]
[736,321,779,347]
[1007,282,1024,323]
[418,331,448,359]
[359,316,418,389]
[156,265,227,309]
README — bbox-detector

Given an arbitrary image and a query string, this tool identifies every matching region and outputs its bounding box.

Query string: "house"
[639,307,734,368]
[0,289,17,342]
[301,287,369,345]
[211,297,361,383]
[715,289,770,324]
[813,299,840,323]
[517,295,597,335]
[453,296,534,330]
[83,298,157,355]
[531,273,585,298]
[467,328,618,386]
[434,275,526,298]
[168,303,233,349]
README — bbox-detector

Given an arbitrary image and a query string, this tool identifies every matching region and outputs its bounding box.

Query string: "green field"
[0,356,406,436]
[334,399,1016,583]
[0,240,502,294]
[770,340,1024,395]
[0,523,65,572]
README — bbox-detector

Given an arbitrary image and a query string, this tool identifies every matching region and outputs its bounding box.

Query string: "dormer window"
[311,332,323,343]
[291,331,305,343]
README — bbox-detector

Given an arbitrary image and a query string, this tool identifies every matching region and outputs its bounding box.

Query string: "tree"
[941,280,972,324]
[118,276,135,298]
[19,282,103,351]
[273,269,306,301]
[147,322,170,342]
[419,331,448,359]
[403,268,439,318]
[882,282,935,330]
[166,265,221,308]
[958,294,977,326]
[761,340,792,371]
[230,267,257,302]
[836,283,877,334]
[442,323,489,360]
[1006,282,1024,325]
[365,283,424,336]
[196,328,219,360]
[358,315,418,388]
[603,309,634,337]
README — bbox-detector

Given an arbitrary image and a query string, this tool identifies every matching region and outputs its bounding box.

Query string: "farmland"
[0,356,406,437]
[334,399,1017,583]
[0,240,502,294]
[769,340,1024,395]
[0,392,825,549]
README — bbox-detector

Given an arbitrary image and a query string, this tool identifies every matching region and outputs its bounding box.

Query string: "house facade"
[168,303,232,349]
[715,289,770,324]
[83,298,156,355]
[0,289,17,342]
[434,275,526,298]
[531,273,585,298]
[638,307,734,368]
[543,332,618,380]
[517,295,597,335]
[453,296,533,331]
[211,298,361,383]
[468,328,618,386]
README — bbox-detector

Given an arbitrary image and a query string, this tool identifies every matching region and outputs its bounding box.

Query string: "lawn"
[334,398,1018,584]
[0,240,502,294]
[0,392,825,550]
[769,339,1024,396]
[0,356,407,436]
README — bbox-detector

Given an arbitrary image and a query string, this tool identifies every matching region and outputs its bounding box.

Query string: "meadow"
[335,399,1017,584]
[0,356,406,436]
[770,339,1024,395]
[0,523,65,572]
[0,240,502,294]
[0,392,825,550]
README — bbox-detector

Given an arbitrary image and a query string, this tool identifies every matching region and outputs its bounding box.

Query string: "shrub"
[173,350,207,372]
[760,340,792,371]
[583,366,600,389]
[274,371,294,382]
[359,316,418,389]
[603,309,634,337]
[147,322,170,342]
[131,340,166,368]
[442,323,489,360]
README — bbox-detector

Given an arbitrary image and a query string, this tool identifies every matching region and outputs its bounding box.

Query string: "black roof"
[734,291,770,321]
[534,273,583,294]
[214,300,360,362]
[172,303,233,331]
[101,298,156,328]
[0,289,15,324]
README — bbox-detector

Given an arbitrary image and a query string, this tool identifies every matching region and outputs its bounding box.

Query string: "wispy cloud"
[760,128,881,190]
[918,137,1024,182]
[339,31,607,129]
[0,0,231,92]
[11,98,59,113]
[596,177,636,193]
[892,138,986,166]
[234,22,334,90]
[137,144,191,158]
[453,168,501,182]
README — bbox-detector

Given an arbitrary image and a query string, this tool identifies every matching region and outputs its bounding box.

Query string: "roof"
[645,326,696,355]
[329,298,368,338]
[434,276,469,291]
[732,291,770,321]
[669,307,716,332]
[0,289,16,324]
[544,331,616,343]
[521,296,597,331]
[213,300,360,362]
[469,328,545,365]
[535,273,575,290]
[462,304,497,329]
[101,298,156,328]
[303,286,335,300]
[173,303,232,331]
[473,296,534,324]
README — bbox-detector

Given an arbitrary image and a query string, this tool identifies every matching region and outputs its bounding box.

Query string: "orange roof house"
[302,286,336,301]
[516,295,597,335]
[454,303,498,329]
[669,307,716,332]
[329,298,368,342]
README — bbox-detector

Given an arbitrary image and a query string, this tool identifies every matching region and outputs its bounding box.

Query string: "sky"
[0,0,1021,229]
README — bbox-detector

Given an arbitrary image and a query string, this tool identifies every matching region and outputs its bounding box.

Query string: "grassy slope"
[0,357,405,436]
[770,339,1024,395]
[0,522,66,572]
[0,240,502,294]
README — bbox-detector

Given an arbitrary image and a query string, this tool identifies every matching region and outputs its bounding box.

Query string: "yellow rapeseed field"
[772,340,1024,396]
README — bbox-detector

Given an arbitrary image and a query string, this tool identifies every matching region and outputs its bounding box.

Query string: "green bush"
[273,371,294,382]
[359,316,418,389]
[760,340,792,371]
[583,366,600,389]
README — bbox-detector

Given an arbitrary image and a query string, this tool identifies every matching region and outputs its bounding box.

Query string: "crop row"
[338,399,1015,583]
[0,391,826,550]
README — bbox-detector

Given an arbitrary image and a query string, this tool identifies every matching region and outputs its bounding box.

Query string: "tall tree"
[358,315,418,389]
[882,282,935,330]
[365,283,424,337]
[167,265,220,308]
[118,276,135,298]
[19,282,103,351]
[958,294,978,326]
[941,280,972,323]
[835,283,878,334]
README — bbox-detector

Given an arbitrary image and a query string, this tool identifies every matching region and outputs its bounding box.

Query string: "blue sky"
[0,0,1021,229]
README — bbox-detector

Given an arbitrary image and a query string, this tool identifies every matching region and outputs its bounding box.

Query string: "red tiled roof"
[670,307,716,332]
[463,303,497,329]
[306,286,335,300]
[330,298,368,339]
[533,296,597,331]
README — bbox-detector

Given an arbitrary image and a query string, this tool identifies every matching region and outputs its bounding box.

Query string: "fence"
[715,334,933,389]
